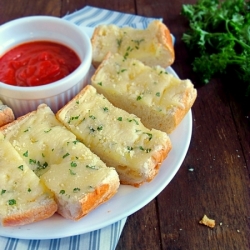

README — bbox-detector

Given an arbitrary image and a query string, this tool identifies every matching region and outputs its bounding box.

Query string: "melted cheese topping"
[58,86,169,170]
[95,23,163,62]
[92,53,187,113]
[3,106,115,196]
[0,133,53,214]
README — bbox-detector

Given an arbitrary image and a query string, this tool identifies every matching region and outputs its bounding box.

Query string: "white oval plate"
[0,21,191,239]
[0,66,193,240]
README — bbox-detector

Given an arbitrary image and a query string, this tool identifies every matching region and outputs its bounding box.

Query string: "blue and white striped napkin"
[0,6,162,250]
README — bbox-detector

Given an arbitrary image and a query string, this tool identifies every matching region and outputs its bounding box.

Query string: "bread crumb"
[199,214,215,228]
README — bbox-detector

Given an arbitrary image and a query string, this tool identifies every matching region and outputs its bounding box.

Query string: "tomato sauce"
[0,41,81,87]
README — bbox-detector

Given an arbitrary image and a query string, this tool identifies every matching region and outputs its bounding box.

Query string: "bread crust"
[2,200,57,227]
[0,103,15,127]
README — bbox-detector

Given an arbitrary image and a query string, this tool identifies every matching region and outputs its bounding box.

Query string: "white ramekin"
[0,16,92,118]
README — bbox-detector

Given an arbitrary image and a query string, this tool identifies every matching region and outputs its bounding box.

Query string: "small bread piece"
[91,20,174,68]
[199,214,216,228]
[91,53,197,134]
[0,132,57,227]
[0,100,15,127]
[1,104,120,220]
[56,85,172,187]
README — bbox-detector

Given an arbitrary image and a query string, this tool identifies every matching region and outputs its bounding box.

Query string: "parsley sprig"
[181,0,250,96]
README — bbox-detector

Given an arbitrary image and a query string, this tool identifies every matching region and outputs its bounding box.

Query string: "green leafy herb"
[71,161,77,167]
[18,165,24,171]
[127,146,134,151]
[117,38,122,48]
[181,0,250,96]
[69,169,76,175]
[1,189,6,195]
[60,190,65,194]
[23,150,28,157]
[73,187,80,193]
[86,165,99,170]
[8,199,16,205]
[63,152,70,159]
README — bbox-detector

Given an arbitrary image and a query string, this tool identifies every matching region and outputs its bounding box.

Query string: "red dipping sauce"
[0,41,81,87]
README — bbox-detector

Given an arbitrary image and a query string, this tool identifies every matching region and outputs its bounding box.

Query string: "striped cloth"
[0,6,162,250]
[64,5,162,28]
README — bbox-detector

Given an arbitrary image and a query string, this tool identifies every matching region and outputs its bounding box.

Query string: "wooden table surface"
[1,1,249,249]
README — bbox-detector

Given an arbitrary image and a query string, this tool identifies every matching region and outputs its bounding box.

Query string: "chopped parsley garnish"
[143,132,153,141]
[86,165,99,170]
[60,190,65,194]
[8,199,16,205]
[71,161,77,167]
[97,125,103,131]
[73,188,80,193]
[69,169,76,175]
[63,152,70,159]
[89,115,96,120]
[117,117,123,121]
[116,38,122,48]
[23,150,28,157]
[29,159,36,165]
[18,165,24,171]
[1,189,6,195]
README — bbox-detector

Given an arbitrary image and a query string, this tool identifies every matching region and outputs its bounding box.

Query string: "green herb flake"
[103,107,109,112]
[73,187,80,193]
[23,150,28,157]
[117,117,123,121]
[89,115,96,120]
[44,128,52,133]
[97,82,102,86]
[97,125,103,131]
[28,188,31,192]
[8,199,16,205]
[139,146,152,153]
[29,159,36,165]
[23,128,30,132]
[69,169,76,175]
[116,38,122,48]
[86,165,99,170]
[143,132,153,141]
[60,190,65,194]
[18,165,24,171]
[63,153,70,159]
[71,161,77,167]
[156,92,160,97]
[137,95,142,101]
[1,189,6,195]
